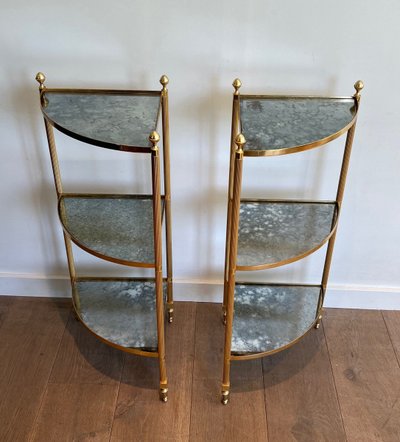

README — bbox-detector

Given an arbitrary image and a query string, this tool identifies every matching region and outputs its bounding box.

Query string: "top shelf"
[41,90,161,152]
[240,96,357,156]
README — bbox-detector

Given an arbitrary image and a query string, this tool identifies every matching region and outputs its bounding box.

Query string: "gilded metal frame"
[35,73,174,402]
[221,79,363,404]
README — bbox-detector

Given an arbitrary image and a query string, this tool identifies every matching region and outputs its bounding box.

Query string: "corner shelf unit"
[221,79,363,404]
[35,73,173,402]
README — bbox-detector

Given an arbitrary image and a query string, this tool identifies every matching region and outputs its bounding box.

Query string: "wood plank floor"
[0,297,399,442]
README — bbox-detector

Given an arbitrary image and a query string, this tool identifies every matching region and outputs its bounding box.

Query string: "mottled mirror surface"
[237,202,335,268]
[240,97,356,151]
[43,92,160,148]
[75,280,165,350]
[60,196,159,264]
[232,284,320,354]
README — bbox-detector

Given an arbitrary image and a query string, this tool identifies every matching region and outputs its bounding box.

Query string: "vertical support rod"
[223,79,242,323]
[150,131,168,402]
[42,104,77,286]
[160,75,174,324]
[316,80,363,328]
[221,134,245,405]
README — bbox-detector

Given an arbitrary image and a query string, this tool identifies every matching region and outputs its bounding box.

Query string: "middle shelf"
[237,200,338,271]
[59,194,164,267]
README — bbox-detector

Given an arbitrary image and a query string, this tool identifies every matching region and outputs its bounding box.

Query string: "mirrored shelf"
[73,279,166,353]
[42,90,161,151]
[231,283,321,356]
[240,96,357,156]
[59,195,164,267]
[237,200,337,270]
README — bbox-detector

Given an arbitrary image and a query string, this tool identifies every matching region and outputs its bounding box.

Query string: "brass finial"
[353,80,364,101]
[149,131,160,152]
[235,133,246,147]
[233,78,242,95]
[235,133,246,156]
[160,75,169,93]
[35,72,46,91]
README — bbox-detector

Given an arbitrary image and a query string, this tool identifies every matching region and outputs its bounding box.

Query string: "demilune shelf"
[41,90,161,151]
[237,200,337,270]
[240,96,357,155]
[231,283,321,356]
[59,195,164,267]
[73,279,166,352]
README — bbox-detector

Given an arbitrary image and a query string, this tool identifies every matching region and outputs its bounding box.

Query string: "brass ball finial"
[35,72,46,90]
[149,130,160,148]
[353,80,364,100]
[235,133,246,148]
[233,78,242,95]
[160,75,169,92]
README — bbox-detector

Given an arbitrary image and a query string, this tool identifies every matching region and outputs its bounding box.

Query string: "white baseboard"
[1,274,400,310]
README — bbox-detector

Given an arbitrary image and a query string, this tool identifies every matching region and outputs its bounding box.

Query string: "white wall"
[1,0,399,308]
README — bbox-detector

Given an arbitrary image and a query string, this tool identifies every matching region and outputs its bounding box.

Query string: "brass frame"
[35,73,174,402]
[221,79,363,404]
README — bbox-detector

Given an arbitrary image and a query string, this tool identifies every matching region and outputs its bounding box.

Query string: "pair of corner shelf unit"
[35,72,362,405]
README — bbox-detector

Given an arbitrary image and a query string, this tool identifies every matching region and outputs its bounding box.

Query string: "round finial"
[160,75,169,92]
[235,133,246,147]
[35,72,46,90]
[354,80,364,93]
[149,130,160,147]
[353,80,364,101]
[233,78,242,95]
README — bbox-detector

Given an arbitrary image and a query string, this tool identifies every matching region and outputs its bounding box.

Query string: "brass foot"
[222,308,227,326]
[167,307,174,324]
[221,390,230,405]
[159,387,168,403]
[315,314,323,329]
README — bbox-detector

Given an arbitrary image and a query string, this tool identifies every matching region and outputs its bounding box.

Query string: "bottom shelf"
[231,283,321,357]
[73,279,166,353]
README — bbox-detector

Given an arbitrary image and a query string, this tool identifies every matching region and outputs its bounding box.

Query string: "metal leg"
[221,134,245,405]
[150,131,168,403]
[160,75,174,325]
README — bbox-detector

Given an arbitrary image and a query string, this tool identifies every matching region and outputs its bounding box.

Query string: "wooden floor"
[0,297,399,441]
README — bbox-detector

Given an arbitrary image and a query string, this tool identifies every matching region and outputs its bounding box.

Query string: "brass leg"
[221,134,245,405]
[223,83,241,323]
[150,131,168,404]
[160,76,174,325]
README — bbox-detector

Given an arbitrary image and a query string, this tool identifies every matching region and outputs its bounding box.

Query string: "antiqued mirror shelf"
[237,200,338,270]
[73,279,166,353]
[231,283,321,357]
[240,96,357,156]
[41,90,161,152]
[58,195,165,267]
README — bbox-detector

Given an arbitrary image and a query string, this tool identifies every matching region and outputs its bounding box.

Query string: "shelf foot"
[167,305,174,324]
[159,387,168,403]
[221,389,230,405]
[315,314,323,329]
[222,307,227,326]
